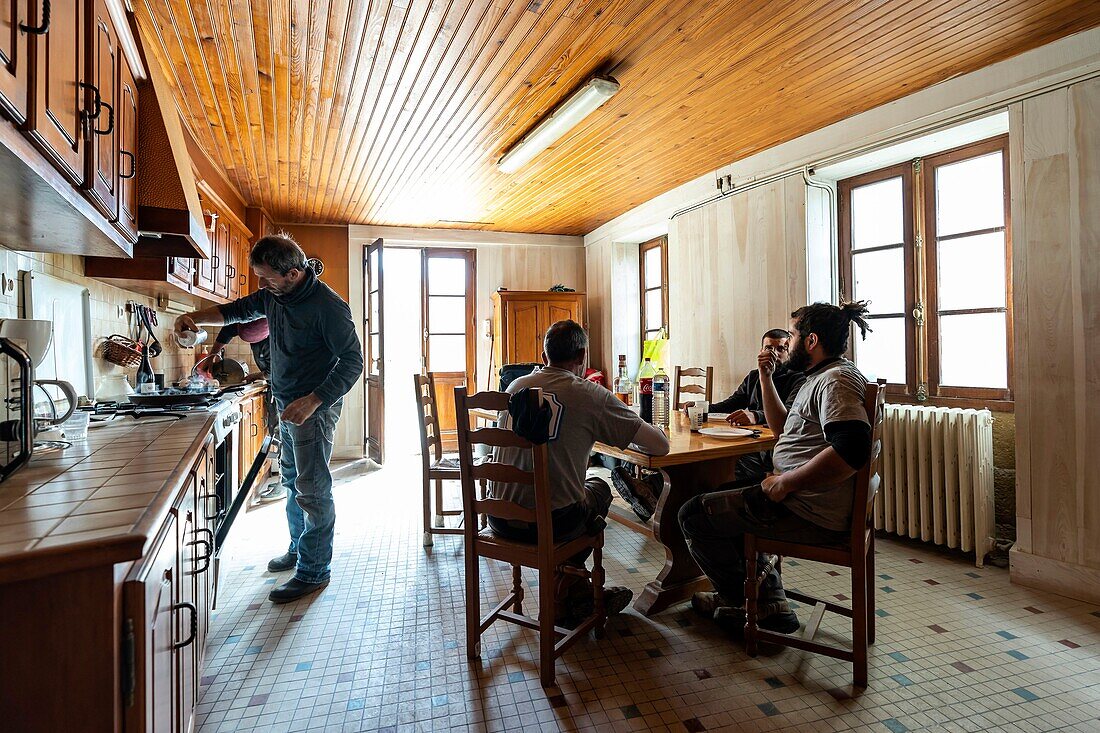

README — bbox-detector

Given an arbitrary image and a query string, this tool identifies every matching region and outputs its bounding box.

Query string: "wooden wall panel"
[132,0,1100,235]
[278,224,351,302]
[474,244,586,390]
[668,177,806,401]
[1011,77,1100,600]
[585,241,612,372]
[1071,78,1100,569]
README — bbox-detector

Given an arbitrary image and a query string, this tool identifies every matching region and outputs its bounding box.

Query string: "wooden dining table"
[594,412,776,616]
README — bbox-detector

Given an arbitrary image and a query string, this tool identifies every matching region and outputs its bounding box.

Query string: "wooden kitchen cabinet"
[491,290,586,368]
[116,50,139,241]
[28,0,85,184]
[227,226,242,299]
[0,0,30,123]
[83,0,118,218]
[124,513,179,733]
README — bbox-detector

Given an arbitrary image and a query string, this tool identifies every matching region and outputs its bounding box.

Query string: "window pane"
[937,231,1006,310]
[939,312,1007,389]
[645,289,664,330]
[428,335,466,372]
[644,246,663,288]
[426,257,466,295]
[645,329,662,343]
[935,151,1004,237]
[852,248,905,314]
[853,316,906,384]
[428,295,466,333]
[851,177,903,250]
[369,291,380,327]
[368,247,379,286]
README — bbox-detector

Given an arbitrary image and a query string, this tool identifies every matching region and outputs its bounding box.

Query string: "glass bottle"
[613,354,633,406]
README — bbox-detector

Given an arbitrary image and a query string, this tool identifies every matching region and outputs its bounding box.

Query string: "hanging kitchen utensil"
[138,305,163,357]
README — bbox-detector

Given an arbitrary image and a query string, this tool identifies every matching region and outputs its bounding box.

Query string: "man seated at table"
[488,320,670,625]
[679,302,871,633]
[612,328,806,520]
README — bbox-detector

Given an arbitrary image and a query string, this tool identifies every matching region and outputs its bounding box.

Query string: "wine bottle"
[136,344,156,394]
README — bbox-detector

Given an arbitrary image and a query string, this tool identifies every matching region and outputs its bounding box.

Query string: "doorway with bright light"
[363,244,477,463]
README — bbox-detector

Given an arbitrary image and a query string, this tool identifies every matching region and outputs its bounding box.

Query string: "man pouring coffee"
[173,234,363,604]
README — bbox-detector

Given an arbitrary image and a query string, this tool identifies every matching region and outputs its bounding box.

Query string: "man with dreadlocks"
[679,301,873,633]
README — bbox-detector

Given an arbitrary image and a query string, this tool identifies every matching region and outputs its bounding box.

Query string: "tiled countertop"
[0,387,263,585]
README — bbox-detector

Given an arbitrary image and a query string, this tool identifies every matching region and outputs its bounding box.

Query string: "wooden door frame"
[364,238,384,463]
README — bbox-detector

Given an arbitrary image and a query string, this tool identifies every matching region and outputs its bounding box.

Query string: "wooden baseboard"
[1009,547,1100,604]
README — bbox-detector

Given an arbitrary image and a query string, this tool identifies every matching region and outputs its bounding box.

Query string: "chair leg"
[744,534,759,658]
[866,538,876,646]
[539,563,557,687]
[479,480,488,530]
[592,545,606,639]
[434,479,445,527]
[422,476,434,547]
[852,553,869,688]
[465,549,481,660]
[512,565,524,615]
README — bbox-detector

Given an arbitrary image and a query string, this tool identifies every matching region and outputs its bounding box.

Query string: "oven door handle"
[215,434,277,552]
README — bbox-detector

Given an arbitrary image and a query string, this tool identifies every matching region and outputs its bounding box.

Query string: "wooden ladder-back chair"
[744,378,886,687]
[414,373,463,547]
[672,366,714,409]
[454,386,608,687]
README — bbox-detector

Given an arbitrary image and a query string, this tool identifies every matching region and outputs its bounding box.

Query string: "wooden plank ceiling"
[133,0,1100,235]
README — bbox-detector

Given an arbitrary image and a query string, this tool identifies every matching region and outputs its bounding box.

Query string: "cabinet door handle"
[187,535,213,575]
[250,423,258,437]
[79,82,101,121]
[93,101,114,136]
[171,602,197,650]
[20,0,50,34]
[200,492,219,521]
[212,255,220,269]
[120,150,136,179]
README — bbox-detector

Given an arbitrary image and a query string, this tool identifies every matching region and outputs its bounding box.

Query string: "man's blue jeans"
[280,399,342,584]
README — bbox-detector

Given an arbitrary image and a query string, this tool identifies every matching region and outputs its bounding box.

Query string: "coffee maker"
[0,318,78,481]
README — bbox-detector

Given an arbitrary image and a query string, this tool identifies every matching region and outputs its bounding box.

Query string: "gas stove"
[91,398,240,440]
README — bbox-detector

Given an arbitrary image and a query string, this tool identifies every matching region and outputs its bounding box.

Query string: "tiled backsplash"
[0,249,258,400]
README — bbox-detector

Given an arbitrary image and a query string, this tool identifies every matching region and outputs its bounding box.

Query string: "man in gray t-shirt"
[679,302,872,634]
[489,320,669,625]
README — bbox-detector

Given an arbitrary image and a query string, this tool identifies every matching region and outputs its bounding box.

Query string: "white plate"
[698,426,755,438]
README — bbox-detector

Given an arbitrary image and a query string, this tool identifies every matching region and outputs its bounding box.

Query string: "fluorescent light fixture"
[497,76,620,174]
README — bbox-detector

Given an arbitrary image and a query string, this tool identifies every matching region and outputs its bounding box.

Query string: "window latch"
[916,383,928,401]
[912,302,925,327]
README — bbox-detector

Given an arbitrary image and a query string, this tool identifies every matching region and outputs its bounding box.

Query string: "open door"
[364,239,384,463]
[422,249,476,451]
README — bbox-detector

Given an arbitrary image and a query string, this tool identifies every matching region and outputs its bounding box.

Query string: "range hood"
[133,53,210,259]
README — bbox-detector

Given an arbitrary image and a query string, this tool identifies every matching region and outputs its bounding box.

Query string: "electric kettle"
[0,319,79,482]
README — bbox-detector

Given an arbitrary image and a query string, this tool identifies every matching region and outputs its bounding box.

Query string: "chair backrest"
[672,365,714,409]
[454,387,555,558]
[413,374,444,467]
[849,379,887,550]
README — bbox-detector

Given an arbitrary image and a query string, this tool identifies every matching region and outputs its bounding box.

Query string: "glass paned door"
[421,249,476,389]
[364,239,384,463]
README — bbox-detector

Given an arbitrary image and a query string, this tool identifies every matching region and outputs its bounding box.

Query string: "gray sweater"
[219,269,363,410]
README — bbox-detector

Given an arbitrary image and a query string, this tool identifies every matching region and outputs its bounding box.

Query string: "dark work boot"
[267,552,298,572]
[610,467,662,521]
[268,577,329,604]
